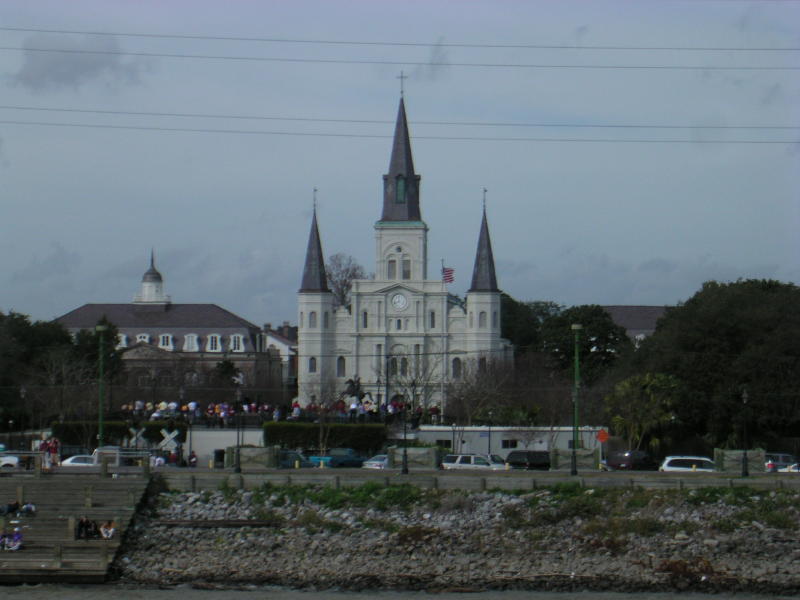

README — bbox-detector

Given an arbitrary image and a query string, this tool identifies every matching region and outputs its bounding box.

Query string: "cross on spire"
[397,70,408,97]
[482,187,488,211]
[313,187,318,210]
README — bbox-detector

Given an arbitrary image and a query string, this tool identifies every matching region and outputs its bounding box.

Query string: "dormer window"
[116,334,128,349]
[207,334,221,352]
[183,334,199,352]
[158,334,173,350]
[230,334,244,352]
[136,333,149,344]
[396,175,406,204]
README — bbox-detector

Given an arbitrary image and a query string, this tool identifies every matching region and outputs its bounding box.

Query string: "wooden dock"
[0,470,149,583]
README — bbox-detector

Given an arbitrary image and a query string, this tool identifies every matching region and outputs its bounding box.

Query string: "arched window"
[323,311,330,328]
[429,311,436,329]
[396,319,402,330]
[492,311,498,328]
[402,259,411,280]
[396,175,406,204]
[479,311,487,328]
[452,357,462,379]
[389,357,398,376]
[309,311,317,328]
[387,259,397,279]
[362,311,368,328]
[308,357,317,373]
[400,357,408,376]
[336,356,346,377]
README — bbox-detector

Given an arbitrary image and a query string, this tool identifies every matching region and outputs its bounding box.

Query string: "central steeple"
[381,98,422,222]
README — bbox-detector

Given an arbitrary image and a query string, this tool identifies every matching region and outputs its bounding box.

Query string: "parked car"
[659,456,715,472]
[605,450,657,471]
[766,453,795,473]
[308,448,365,468]
[505,450,550,471]
[61,454,95,467]
[778,463,800,473]
[441,453,506,471]
[278,450,314,469]
[0,455,19,468]
[362,454,388,469]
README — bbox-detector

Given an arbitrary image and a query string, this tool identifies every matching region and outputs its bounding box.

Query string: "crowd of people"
[76,516,115,540]
[38,436,61,469]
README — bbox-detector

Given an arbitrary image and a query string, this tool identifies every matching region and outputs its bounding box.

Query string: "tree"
[604,372,680,451]
[540,304,632,386]
[635,279,800,447]
[326,253,368,308]
[500,294,562,353]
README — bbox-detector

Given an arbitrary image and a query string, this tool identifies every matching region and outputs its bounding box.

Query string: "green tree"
[71,316,123,382]
[636,279,800,447]
[605,373,680,451]
[540,304,632,386]
[500,294,562,353]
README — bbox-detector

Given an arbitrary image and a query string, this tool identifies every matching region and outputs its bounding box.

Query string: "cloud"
[10,242,81,284]
[11,34,148,92]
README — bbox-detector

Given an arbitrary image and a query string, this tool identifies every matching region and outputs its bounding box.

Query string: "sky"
[0,0,798,328]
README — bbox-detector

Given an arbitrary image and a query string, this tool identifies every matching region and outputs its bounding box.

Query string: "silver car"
[441,453,506,471]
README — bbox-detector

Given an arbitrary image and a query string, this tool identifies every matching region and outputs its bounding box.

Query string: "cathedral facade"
[297,99,512,413]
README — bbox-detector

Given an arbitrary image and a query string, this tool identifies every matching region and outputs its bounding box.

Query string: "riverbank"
[113,479,800,594]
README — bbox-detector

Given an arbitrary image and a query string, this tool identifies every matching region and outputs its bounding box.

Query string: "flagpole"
[440,259,447,418]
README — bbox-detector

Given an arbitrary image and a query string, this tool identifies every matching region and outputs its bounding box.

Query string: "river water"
[0,585,792,600]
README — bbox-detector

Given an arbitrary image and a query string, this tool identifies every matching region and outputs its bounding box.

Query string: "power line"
[0,119,794,144]
[2,26,798,52]
[0,105,795,130]
[1,46,797,71]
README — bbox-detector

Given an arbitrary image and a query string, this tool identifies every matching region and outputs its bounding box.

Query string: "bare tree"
[326,253,367,308]
[445,357,514,426]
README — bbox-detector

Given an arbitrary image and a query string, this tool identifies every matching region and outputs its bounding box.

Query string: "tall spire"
[299,206,330,293]
[468,207,499,292]
[381,97,421,222]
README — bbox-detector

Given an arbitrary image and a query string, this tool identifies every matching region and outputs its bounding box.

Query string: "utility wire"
[1,26,798,52]
[0,119,794,144]
[0,105,795,130]
[0,46,796,70]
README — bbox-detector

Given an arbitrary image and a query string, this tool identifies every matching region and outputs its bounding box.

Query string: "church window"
[362,311,368,328]
[400,357,408,376]
[452,357,462,379]
[387,259,396,279]
[207,334,221,352]
[116,334,128,349]
[136,333,150,344]
[230,334,244,352]
[308,357,317,373]
[396,175,406,204]
[337,356,346,377]
[402,259,411,280]
[183,334,199,352]
[159,334,173,350]
[429,311,435,329]
[323,311,330,328]
[396,319,402,330]
[479,311,487,328]
[389,357,398,376]
[309,311,317,328]
[492,311,498,328]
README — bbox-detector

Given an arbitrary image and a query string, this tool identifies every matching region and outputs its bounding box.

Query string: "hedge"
[263,422,387,455]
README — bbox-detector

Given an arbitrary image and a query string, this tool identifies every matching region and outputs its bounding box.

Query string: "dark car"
[505,450,550,471]
[606,450,657,471]
[278,450,314,469]
[327,448,365,468]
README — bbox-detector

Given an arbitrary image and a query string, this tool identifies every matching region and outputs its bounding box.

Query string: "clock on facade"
[391,293,408,310]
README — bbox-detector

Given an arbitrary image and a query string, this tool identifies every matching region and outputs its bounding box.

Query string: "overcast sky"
[1,0,798,328]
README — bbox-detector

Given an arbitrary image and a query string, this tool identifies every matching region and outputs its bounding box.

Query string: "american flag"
[442,267,455,284]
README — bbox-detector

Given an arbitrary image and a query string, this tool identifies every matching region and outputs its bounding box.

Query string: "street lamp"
[234,386,243,473]
[95,324,108,448]
[570,323,582,476]
[741,389,749,478]
[487,410,493,455]
[401,399,409,475]
[451,422,456,452]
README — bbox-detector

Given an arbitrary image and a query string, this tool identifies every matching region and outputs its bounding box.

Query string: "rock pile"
[115,485,800,594]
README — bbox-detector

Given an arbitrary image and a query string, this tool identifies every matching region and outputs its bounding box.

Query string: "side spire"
[299,204,330,293]
[468,205,499,292]
[381,97,421,221]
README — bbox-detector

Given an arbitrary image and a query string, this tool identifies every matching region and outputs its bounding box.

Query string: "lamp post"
[570,323,582,476]
[95,324,108,448]
[451,422,456,452]
[487,410,493,455]
[234,386,242,473]
[741,389,749,478]
[401,399,409,475]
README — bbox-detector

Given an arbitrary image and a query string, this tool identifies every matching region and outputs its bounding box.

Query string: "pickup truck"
[308,448,365,468]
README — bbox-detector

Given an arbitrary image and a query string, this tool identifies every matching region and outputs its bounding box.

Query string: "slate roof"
[56,303,259,331]
[468,208,499,292]
[299,208,330,293]
[602,305,668,337]
[381,97,422,222]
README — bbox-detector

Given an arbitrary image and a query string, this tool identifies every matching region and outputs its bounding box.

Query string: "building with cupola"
[56,253,285,407]
[297,98,512,412]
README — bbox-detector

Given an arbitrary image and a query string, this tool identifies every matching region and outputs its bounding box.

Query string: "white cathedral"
[297,98,512,413]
